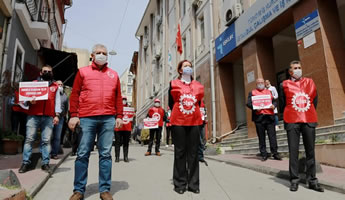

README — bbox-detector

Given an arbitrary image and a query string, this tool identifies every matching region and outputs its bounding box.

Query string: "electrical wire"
[109,0,131,65]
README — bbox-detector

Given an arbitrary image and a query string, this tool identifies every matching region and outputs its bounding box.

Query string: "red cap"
[154,98,160,103]
[122,96,127,100]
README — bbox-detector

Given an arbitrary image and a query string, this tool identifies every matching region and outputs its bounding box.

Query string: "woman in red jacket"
[169,60,204,194]
[114,97,132,162]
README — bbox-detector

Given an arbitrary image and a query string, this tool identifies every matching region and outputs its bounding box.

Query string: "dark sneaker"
[100,191,113,200]
[290,183,298,192]
[261,155,268,161]
[188,188,200,194]
[273,154,282,160]
[174,188,186,194]
[145,152,151,156]
[309,183,324,192]
[41,164,51,173]
[115,157,120,162]
[18,164,29,173]
[124,157,129,162]
[51,155,59,160]
[69,192,83,200]
[155,152,161,156]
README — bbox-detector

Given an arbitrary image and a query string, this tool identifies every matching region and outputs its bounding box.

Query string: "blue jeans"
[51,117,64,156]
[22,115,53,165]
[74,116,115,194]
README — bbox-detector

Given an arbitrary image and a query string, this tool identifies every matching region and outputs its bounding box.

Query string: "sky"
[62,0,149,76]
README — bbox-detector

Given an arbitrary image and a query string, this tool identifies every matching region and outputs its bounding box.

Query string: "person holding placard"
[114,97,133,163]
[19,65,61,173]
[246,78,281,162]
[145,98,165,156]
[169,60,204,194]
[280,60,324,192]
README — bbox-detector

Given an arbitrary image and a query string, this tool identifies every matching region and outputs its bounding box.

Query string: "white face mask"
[293,69,302,79]
[94,54,107,66]
[58,86,63,93]
[154,102,160,107]
[122,100,127,105]
[257,84,265,90]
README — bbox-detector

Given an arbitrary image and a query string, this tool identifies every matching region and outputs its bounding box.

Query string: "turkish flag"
[176,24,183,55]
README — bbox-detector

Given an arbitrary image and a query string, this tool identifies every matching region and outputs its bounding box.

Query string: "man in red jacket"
[68,44,123,200]
[145,98,165,156]
[19,65,61,173]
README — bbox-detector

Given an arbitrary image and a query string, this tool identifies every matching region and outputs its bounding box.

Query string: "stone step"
[225,143,306,155]
[221,123,345,147]
[228,130,345,150]
[335,117,345,125]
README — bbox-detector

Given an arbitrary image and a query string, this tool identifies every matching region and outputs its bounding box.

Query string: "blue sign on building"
[295,9,320,40]
[215,23,236,62]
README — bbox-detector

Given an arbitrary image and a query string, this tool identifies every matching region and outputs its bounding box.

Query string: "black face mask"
[41,72,53,81]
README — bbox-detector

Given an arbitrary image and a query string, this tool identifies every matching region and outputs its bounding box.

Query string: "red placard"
[143,118,158,129]
[252,95,272,110]
[123,107,135,124]
[19,81,49,101]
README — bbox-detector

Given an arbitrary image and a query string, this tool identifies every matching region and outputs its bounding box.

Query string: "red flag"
[176,24,183,55]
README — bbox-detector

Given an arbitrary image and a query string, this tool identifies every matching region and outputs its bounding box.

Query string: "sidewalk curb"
[204,155,345,195]
[28,151,72,198]
[161,147,345,194]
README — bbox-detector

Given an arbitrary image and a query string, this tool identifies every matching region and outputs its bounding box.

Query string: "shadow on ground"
[83,181,129,198]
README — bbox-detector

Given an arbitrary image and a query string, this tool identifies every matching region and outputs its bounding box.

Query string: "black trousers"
[254,117,278,156]
[147,127,162,153]
[166,126,173,145]
[115,131,130,158]
[11,111,27,139]
[286,123,318,184]
[172,126,200,191]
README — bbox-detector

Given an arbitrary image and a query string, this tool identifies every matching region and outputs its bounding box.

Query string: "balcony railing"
[17,0,49,22]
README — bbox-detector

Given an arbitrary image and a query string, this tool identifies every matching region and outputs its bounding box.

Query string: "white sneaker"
[171,144,174,147]
[165,145,169,147]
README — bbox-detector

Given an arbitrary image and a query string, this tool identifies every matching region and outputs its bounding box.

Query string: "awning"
[39,47,78,87]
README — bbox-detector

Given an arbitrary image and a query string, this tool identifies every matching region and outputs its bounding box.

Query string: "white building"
[119,68,134,106]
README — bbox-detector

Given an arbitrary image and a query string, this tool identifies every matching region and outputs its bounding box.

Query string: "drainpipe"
[209,0,217,143]
[161,0,166,111]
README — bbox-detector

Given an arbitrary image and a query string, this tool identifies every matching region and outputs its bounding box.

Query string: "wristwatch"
[55,113,60,119]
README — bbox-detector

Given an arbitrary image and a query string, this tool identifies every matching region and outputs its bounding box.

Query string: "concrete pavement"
[35,145,344,200]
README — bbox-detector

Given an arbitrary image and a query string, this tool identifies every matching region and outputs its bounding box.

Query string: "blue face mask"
[182,66,193,76]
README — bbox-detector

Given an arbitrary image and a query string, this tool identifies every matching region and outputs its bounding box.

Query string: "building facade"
[0,0,73,130]
[135,0,345,141]
[119,67,134,106]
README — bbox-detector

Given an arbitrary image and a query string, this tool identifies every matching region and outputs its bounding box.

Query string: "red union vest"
[170,79,204,126]
[251,89,274,115]
[28,81,58,117]
[148,106,165,127]
[283,78,318,123]
[115,105,133,132]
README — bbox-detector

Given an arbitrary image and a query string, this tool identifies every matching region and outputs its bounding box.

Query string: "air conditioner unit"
[153,83,161,93]
[222,0,243,26]
[154,45,162,59]
[143,36,149,50]
[156,15,162,26]
[197,44,205,55]
[192,0,202,8]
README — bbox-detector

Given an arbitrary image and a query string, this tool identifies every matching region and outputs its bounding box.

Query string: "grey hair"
[92,44,108,54]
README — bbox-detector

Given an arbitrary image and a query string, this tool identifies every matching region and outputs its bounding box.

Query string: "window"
[180,0,186,17]
[199,15,205,45]
[182,37,187,59]
[128,75,133,84]
[12,39,25,84]
[127,86,132,94]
